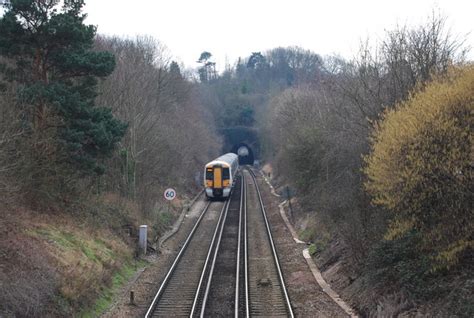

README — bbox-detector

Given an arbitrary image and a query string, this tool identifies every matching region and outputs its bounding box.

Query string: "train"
[204,153,239,199]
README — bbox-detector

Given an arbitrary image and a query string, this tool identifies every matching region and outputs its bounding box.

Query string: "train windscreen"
[206,168,213,180]
[222,168,230,179]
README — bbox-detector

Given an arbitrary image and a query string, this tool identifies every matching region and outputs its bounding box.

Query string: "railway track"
[145,168,293,317]
[200,173,243,316]
[244,169,293,317]
[144,199,228,317]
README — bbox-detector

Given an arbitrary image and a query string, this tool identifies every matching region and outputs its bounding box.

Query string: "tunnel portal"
[221,126,259,166]
[231,143,255,165]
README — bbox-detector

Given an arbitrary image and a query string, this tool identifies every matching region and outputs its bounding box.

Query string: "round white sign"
[164,188,176,201]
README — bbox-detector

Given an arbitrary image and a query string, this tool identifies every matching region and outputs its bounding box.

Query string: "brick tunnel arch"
[230,142,255,165]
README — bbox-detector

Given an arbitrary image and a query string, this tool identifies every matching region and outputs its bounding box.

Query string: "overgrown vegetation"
[365,67,473,271]
[0,0,220,316]
[182,14,472,315]
[95,36,220,213]
[0,0,127,205]
[0,0,471,316]
[80,258,147,318]
[259,16,472,316]
[195,14,471,316]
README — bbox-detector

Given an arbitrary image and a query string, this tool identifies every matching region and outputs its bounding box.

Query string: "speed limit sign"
[164,188,176,201]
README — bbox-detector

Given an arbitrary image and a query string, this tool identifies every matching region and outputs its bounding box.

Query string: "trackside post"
[139,225,148,255]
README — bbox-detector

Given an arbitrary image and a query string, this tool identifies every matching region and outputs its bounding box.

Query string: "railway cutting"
[145,167,293,317]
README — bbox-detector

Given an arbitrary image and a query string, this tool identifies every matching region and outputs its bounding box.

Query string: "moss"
[308,238,328,255]
[299,227,316,242]
[308,243,317,255]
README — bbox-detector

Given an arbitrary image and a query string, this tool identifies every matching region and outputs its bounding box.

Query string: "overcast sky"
[7,1,474,71]
[83,0,473,70]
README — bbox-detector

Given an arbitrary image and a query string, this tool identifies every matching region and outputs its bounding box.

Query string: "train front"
[204,162,232,199]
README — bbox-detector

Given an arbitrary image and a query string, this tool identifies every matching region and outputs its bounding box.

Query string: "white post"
[139,225,147,255]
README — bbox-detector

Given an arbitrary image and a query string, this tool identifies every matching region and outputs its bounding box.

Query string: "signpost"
[164,188,176,214]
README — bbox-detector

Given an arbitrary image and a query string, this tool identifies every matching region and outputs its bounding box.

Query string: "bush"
[367,231,431,297]
[367,231,474,317]
[364,66,474,270]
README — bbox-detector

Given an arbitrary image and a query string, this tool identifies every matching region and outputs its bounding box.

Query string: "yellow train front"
[204,153,239,199]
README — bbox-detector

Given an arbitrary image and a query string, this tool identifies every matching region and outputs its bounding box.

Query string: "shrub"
[366,231,431,297]
[364,66,474,270]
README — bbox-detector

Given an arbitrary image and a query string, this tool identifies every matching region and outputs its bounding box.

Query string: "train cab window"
[222,168,230,179]
[206,168,213,180]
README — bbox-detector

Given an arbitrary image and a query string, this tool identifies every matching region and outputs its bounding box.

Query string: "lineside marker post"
[130,290,135,305]
[139,225,147,255]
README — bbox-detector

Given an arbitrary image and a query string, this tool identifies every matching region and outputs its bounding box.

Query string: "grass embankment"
[0,193,180,317]
[81,259,148,318]
[25,223,144,317]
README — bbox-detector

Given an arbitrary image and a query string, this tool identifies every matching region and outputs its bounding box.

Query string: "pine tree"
[0,0,126,175]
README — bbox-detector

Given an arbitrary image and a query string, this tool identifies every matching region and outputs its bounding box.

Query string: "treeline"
[94,36,220,213]
[265,19,472,316]
[267,15,467,257]
[204,15,472,316]
[0,2,220,214]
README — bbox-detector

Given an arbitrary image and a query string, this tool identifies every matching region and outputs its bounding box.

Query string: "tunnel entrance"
[220,126,259,166]
[231,143,254,165]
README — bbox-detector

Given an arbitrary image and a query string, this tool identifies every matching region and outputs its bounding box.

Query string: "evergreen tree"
[246,52,265,69]
[169,61,182,78]
[197,51,216,82]
[0,0,126,175]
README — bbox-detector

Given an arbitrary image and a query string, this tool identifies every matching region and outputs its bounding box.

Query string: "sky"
[82,0,473,71]
[3,1,473,71]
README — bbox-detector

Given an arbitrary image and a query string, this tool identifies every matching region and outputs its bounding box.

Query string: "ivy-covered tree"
[0,0,126,174]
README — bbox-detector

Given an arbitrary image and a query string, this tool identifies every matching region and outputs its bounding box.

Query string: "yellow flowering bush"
[364,66,473,270]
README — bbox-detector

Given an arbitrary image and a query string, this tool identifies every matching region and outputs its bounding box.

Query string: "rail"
[247,168,294,317]
[144,200,216,317]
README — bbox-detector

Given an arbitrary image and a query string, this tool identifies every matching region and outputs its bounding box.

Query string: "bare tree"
[95,36,220,213]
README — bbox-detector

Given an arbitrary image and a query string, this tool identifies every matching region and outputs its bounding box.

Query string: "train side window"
[206,168,213,180]
[223,168,230,179]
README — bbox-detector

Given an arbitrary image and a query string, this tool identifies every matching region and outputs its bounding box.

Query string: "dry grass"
[26,222,131,309]
[0,204,135,316]
[0,208,58,317]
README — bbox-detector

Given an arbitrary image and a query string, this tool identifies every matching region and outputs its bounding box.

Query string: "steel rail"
[144,201,212,318]
[235,172,248,318]
[243,172,250,318]
[247,168,294,318]
[190,194,232,316]
[198,174,244,317]
[198,184,236,317]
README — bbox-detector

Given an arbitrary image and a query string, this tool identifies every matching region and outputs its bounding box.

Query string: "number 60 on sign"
[164,188,176,201]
